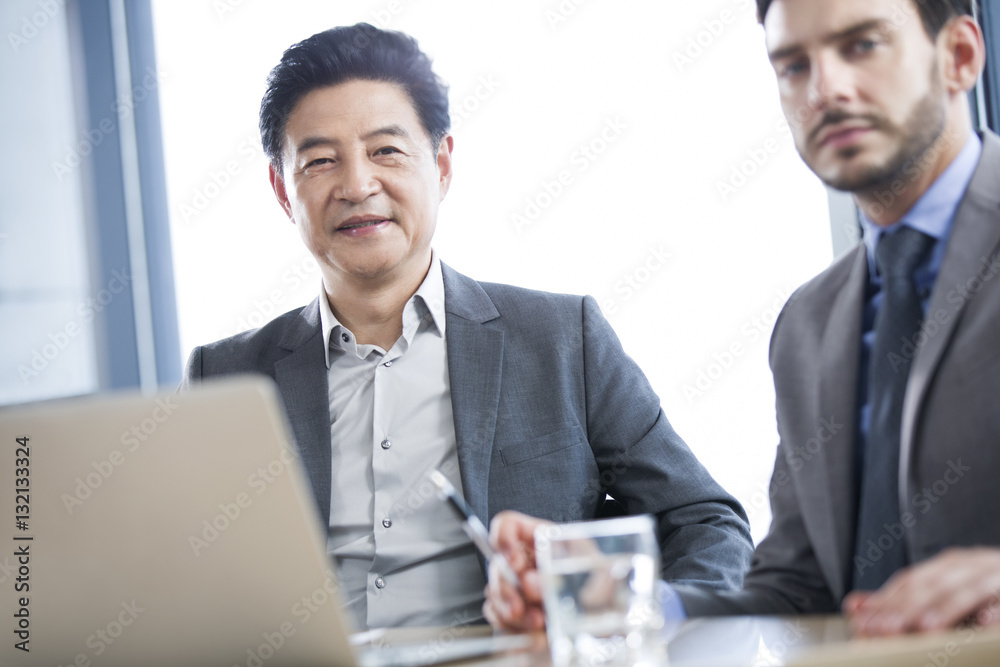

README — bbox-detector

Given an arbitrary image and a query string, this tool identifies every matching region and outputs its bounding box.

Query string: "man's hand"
[844,548,1000,636]
[482,510,549,632]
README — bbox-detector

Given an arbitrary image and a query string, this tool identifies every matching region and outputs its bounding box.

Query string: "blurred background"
[2,0,998,542]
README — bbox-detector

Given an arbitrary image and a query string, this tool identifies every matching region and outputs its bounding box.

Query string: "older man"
[182,23,752,631]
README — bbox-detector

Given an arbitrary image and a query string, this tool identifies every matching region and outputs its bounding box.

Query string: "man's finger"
[490,559,529,622]
[523,605,546,631]
[842,591,872,616]
[978,603,1000,627]
[523,569,544,604]
[490,511,542,571]
[482,598,500,628]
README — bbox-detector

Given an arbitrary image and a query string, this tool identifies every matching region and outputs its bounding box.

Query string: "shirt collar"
[319,252,447,368]
[860,132,983,277]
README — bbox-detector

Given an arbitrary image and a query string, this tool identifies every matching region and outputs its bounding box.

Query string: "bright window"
[0,1,97,404]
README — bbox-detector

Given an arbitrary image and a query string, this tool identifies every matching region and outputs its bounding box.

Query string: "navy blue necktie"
[852,226,935,591]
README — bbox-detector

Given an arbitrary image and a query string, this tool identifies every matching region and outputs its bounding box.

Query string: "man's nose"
[808,52,855,112]
[333,158,381,203]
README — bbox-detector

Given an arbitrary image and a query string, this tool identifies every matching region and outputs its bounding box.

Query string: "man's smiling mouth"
[340,220,386,230]
[337,215,392,232]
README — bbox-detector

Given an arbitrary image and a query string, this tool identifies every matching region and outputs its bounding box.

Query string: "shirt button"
[375,577,385,589]
[384,361,393,367]
[341,333,349,343]
[381,439,391,450]
[382,518,392,528]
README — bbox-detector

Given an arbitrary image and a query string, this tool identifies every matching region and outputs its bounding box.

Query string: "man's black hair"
[259,23,450,170]
[755,0,975,39]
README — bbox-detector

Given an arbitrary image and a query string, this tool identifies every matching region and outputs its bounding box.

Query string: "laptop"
[0,377,530,666]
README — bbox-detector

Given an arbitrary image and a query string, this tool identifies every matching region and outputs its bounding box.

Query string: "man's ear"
[268,163,295,222]
[437,134,454,201]
[940,15,986,94]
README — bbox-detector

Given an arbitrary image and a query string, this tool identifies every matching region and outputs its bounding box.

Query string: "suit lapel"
[814,246,867,600]
[901,132,1000,503]
[441,264,504,523]
[273,298,333,526]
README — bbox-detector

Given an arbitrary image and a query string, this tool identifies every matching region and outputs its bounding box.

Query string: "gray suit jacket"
[183,264,753,589]
[679,131,1000,615]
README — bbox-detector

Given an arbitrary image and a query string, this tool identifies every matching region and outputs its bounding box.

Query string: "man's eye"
[779,59,809,78]
[306,157,333,167]
[374,146,401,156]
[848,39,878,55]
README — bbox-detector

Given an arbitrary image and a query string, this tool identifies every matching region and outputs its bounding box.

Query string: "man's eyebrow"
[294,125,413,155]
[361,124,412,142]
[768,19,888,62]
[295,136,337,154]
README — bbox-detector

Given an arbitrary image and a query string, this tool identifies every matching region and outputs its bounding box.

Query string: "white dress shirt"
[319,256,486,630]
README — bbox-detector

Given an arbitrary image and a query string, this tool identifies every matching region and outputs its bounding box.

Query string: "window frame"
[65,0,180,392]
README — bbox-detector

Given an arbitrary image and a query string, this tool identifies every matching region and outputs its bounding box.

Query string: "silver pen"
[428,469,521,589]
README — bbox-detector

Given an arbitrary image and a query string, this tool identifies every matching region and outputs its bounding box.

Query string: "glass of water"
[535,515,665,666]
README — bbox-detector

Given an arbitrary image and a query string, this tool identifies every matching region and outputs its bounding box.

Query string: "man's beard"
[805,70,947,193]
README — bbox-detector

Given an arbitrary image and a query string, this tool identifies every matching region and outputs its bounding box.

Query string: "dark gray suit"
[183,264,753,589]
[679,131,1000,615]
